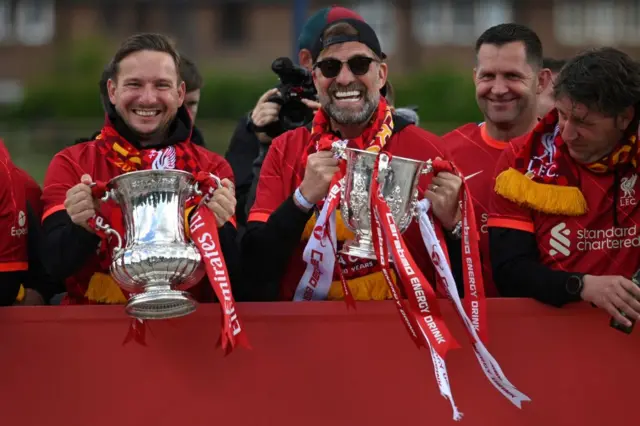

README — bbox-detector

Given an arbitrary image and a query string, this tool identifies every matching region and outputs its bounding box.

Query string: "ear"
[177,81,186,107]
[107,78,117,105]
[536,68,553,95]
[298,49,313,71]
[617,105,635,130]
[472,67,477,82]
[378,62,388,91]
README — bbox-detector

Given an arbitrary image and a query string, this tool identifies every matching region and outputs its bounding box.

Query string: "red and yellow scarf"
[495,108,639,215]
[299,97,397,301]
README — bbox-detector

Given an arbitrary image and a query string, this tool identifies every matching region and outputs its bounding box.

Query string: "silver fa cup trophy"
[94,169,210,320]
[332,143,432,261]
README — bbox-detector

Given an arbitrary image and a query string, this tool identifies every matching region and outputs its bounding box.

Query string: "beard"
[322,82,379,126]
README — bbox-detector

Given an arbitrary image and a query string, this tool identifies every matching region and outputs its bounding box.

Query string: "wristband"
[294,187,314,211]
[448,220,462,240]
[15,284,25,303]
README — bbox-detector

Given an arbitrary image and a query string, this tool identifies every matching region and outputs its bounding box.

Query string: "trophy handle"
[421,159,434,175]
[191,173,222,201]
[93,215,123,256]
[330,140,348,160]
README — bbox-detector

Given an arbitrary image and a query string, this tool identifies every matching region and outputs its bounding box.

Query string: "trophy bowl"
[334,145,431,260]
[97,169,206,320]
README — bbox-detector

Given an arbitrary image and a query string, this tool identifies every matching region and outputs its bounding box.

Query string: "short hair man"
[443,23,551,295]
[537,57,566,118]
[242,18,463,302]
[489,47,640,325]
[41,33,242,304]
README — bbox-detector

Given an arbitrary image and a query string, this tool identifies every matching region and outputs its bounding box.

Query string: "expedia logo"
[11,210,27,237]
[549,222,570,257]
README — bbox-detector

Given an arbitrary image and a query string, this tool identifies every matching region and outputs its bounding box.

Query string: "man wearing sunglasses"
[242,18,464,302]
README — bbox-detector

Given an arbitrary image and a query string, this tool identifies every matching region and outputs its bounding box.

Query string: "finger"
[620,277,640,300]
[310,151,337,159]
[220,178,235,191]
[67,198,96,215]
[322,166,341,179]
[434,172,458,181]
[616,281,640,315]
[431,174,461,190]
[301,99,321,110]
[604,300,634,327]
[67,192,94,208]
[424,190,442,204]
[66,183,91,200]
[257,88,280,105]
[71,210,95,225]
[611,293,640,320]
[256,104,281,118]
[213,189,237,208]
[254,111,280,127]
[80,174,93,185]
[209,201,233,223]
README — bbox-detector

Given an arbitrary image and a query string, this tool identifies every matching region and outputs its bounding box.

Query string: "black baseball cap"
[310,18,386,63]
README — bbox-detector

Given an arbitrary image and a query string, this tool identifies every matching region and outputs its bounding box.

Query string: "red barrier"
[0,299,637,425]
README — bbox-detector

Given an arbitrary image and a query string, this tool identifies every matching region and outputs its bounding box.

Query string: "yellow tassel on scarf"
[495,167,587,216]
[85,272,127,304]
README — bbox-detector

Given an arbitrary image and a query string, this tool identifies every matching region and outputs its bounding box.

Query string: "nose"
[335,62,355,86]
[490,75,508,96]
[138,84,158,104]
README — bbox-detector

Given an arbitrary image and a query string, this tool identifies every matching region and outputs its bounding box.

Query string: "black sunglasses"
[314,55,378,79]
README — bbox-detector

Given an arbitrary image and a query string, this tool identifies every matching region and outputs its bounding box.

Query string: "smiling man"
[443,24,551,296]
[242,18,464,301]
[489,47,640,325]
[40,33,243,305]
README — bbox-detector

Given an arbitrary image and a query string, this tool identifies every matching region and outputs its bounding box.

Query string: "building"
[1,0,640,89]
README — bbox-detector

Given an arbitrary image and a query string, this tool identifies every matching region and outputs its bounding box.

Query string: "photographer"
[225,6,364,229]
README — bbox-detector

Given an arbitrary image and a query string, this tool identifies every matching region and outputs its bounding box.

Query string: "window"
[15,0,55,46]
[352,0,397,55]
[219,1,246,46]
[554,0,640,46]
[0,0,11,41]
[413,0,513,46]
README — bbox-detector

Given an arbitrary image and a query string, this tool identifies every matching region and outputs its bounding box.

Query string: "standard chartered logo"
[549,222,640,256]
[549,222,571,256]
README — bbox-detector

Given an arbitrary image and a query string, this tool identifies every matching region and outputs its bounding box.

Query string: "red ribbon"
[369,153,459,357]
[189,174,250,355]
[431,160,487,344]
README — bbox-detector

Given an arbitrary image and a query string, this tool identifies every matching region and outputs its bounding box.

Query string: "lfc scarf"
[495,108,639,215]
[294,97,395,302]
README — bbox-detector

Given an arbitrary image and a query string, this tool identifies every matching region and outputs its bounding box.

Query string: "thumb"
[80,174,93,185]
[220,178,235,191]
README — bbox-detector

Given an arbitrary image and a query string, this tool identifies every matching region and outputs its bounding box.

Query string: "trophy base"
[341,237,393,263]
[125,288,196,320]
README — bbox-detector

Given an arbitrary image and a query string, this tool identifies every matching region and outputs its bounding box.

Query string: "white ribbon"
[293,183,340,301]
[417,199,531,408]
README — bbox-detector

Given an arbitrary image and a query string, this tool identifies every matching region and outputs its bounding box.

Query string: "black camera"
[259,57,317,138]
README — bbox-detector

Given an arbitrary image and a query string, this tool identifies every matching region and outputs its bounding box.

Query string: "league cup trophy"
[332,143,432,260]
[92,169,210,320]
